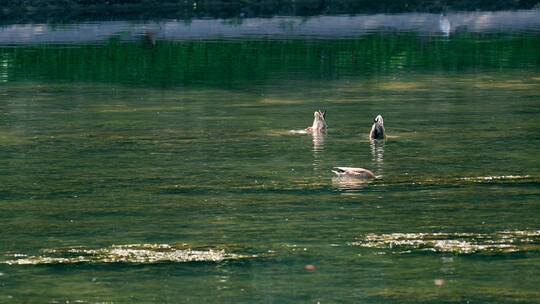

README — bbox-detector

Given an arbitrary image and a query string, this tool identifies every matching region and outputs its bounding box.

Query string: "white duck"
[306,110,327,133]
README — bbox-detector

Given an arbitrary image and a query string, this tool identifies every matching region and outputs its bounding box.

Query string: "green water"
[1,23,540,303]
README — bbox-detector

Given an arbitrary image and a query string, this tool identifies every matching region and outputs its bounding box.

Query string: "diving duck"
[369,114,385,140]
[306,110,327,133]
[331,167,375,179]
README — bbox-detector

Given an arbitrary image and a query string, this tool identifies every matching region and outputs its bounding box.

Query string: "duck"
[369,114,385,140]
[331,167,375,179]
[306,110,327,133]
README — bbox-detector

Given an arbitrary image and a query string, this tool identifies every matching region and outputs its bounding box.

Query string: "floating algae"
[377,82,426,91]
[3,244,253,265]
[350,230,540,254]
[259,98,304,105]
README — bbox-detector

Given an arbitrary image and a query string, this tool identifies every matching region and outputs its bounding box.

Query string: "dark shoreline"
[1,0,539,24]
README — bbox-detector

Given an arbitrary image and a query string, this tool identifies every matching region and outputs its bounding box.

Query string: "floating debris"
[350,230,540,254]
[3,244,253,265]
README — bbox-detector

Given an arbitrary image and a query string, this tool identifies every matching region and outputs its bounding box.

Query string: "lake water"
[1,11,540,303]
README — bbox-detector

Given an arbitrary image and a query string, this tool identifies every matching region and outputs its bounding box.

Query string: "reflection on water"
[0,53,9,83]
[439,14,451,36]
[331,176,371,192]
[370,140,385,177]
[1,11,539,44]
[311,132,325,152]
[311,132,326,173]
[140,31,156,49]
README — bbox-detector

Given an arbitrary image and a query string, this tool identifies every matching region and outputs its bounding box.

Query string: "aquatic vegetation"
[383,175,537,188]
[3,244,253,265]
[0,130,27,145]
[351,230,540,254]
[259,98,303,105]
[473,81,535,90]
[377,82,425,91]
[95,105,185,113]
[368,286,540,303]
[458,175,531,182]
[2,34,539,89]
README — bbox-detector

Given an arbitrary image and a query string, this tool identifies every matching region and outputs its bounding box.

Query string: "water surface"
[1,11,540,303]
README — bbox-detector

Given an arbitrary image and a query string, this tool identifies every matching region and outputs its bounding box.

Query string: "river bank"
[2,0,539,24]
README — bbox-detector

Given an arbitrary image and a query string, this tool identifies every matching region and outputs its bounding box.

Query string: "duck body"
[331,167,375,179]
[370,115,385,140]
[306,110,327,133]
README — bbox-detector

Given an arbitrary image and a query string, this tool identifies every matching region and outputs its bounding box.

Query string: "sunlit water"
[1,11,540,303]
